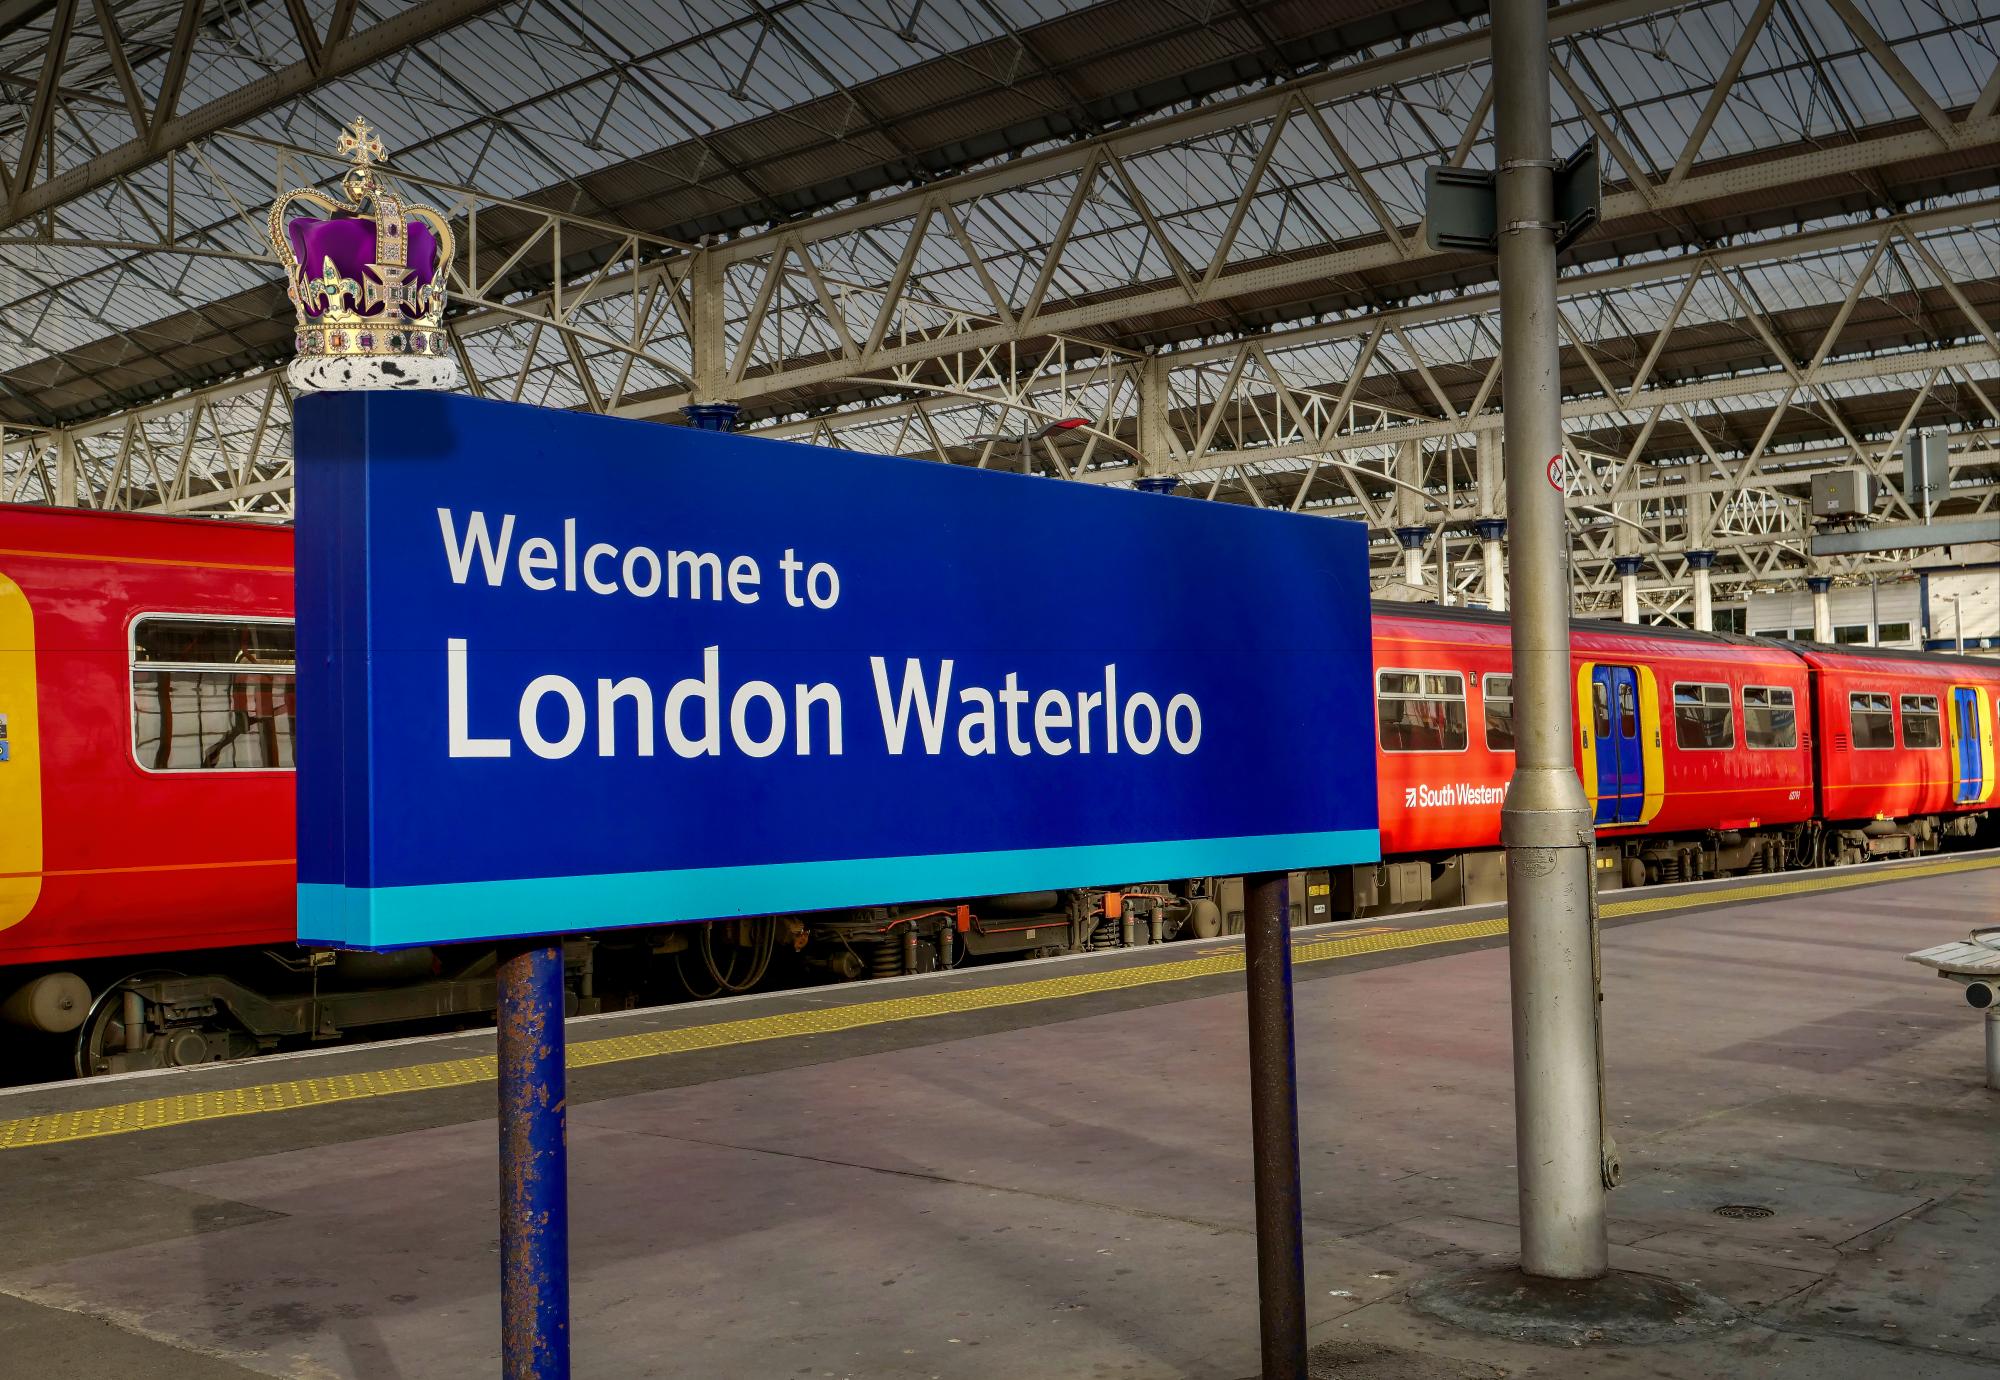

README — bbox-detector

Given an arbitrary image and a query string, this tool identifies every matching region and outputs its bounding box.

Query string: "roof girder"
[0,0,514,232]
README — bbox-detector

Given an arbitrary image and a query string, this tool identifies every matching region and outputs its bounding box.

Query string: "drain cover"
[1713,1203,1774,1220]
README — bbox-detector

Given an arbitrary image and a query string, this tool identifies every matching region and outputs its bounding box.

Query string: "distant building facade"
[1719,547,1998,657]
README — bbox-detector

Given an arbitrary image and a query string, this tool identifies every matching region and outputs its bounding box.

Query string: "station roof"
[2,0,1998,595]
[1,0,1485,426]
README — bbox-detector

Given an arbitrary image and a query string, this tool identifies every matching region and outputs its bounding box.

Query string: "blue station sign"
[294,393,1379,949]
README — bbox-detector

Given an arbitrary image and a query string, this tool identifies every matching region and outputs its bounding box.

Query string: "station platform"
[1,851,1996,1379]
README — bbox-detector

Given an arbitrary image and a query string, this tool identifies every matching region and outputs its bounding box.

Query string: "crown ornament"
[271,119,460,391]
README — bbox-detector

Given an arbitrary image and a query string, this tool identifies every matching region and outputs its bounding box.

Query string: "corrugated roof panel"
[8,0,2000,443]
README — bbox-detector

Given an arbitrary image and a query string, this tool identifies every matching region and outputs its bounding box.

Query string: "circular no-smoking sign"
[1546,453,1566,491]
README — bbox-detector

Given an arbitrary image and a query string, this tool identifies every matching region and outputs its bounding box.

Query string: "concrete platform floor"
[0,855,1995,1378]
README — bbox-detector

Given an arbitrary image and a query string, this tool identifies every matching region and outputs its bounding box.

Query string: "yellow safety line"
[1599,849,2000,916]
[2,852,1997,1153]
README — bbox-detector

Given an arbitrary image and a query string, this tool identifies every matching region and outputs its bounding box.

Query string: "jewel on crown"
[271,119,460,391]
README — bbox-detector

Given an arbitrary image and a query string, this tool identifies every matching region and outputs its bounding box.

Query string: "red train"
[1367,604,1996,913]
[1,506,1993,1076]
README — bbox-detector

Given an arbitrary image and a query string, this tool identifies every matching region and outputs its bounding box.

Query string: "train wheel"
[73,971,182,1077]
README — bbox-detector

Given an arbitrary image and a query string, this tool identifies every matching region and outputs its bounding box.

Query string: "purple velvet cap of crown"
[288,212,440,319]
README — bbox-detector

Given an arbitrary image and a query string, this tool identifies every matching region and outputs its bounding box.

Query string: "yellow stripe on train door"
[1635,666,1666,824]
[1979,687,1997,805]
[0,573,42,932]
[1575,662,1599,816]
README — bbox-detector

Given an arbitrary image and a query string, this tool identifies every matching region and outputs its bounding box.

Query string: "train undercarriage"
[9,807,1991,1080]
[1331,810,1993,916]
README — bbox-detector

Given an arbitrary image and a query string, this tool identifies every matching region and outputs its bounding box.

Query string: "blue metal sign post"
[292,390,1380,1376]
[496,941,569,1378]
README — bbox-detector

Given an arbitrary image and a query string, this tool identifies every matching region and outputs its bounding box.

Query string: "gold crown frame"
[269,119,456,361]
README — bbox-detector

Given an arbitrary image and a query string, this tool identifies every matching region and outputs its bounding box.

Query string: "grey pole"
[1243,871,1307,1378]
[1491,0,1610,1281]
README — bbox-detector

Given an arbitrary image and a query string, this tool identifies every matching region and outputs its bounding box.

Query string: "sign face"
[294,393,1379,949]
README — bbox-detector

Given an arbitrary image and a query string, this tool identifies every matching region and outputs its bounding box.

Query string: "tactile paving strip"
[0,1057,498,1151]
[2,852,1994,1152]
[1598,850,2000,917]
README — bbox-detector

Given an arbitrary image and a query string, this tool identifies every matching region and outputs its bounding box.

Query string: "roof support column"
[1137,352,1171,476]
[55,430,77,508]
[683,245,739,431]
[1687,550,1716,632]
[1477,519,1508,612]
[1808,575,1833,643]
[1475,428,1503,519]
[1613,555,1643,625]
[1395,526,1429,590]
[1613,502,1642,622]
[1393,439,1426,527]
[1393,438,1430,594]
[1491,0,1608,1284]
[689,244,727,407]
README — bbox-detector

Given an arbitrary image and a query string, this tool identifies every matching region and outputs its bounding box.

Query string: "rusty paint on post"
[498,940,570,1378]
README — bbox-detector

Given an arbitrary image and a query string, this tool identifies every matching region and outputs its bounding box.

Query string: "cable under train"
[0,505,1993,1078]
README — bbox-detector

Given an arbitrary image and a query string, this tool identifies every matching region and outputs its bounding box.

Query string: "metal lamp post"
[1491,0,1610,1282]
[1413,11,1735,1346]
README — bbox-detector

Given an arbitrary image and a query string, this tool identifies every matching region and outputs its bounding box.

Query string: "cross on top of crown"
[335,117,389,202]
[336,117,386,168]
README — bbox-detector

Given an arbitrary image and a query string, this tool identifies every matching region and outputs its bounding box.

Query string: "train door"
[1590,665,1645,825]
[1953,687,1984,804]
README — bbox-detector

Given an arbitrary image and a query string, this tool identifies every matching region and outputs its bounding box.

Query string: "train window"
[1848,692,1895,750]
[1483,675,1514,752]
[1742,685,1798,750]
[1900,695,1943,749]
[1671,682,1734,750]
[1591,681,1610,738]
[1377,669,1468,753]
[133,617,294,667]
[130,615,296,772]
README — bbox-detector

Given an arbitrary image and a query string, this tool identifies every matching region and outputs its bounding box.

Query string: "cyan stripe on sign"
[298,829,1380,950]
